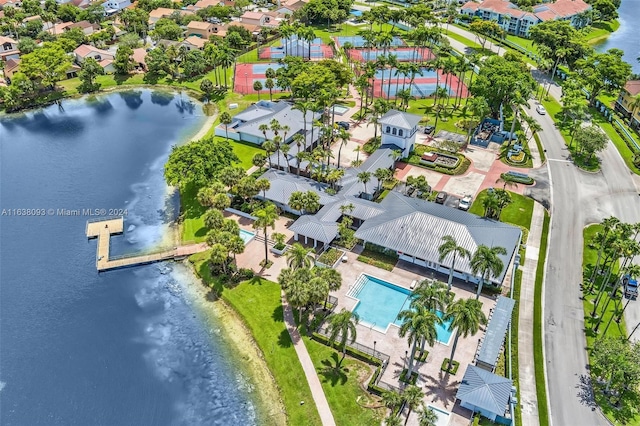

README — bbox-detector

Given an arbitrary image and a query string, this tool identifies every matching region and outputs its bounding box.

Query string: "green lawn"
[186,266,323,426]
[505,35,537,54]
[442,28,483,51]
[180,184,209,243]
[533,212,550,426]
[469,190,534,231]
[591,113,640,175]
[357,247,398,271]
[303,338,385,426]
[405,99,472,136]
[583,20,620,44]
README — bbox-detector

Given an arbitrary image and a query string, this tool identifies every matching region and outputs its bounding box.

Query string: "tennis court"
[259,36,334,60]
[234,63,284,94]
[370,67,469,99]
[347,47,434,62]
[335,35,404,48]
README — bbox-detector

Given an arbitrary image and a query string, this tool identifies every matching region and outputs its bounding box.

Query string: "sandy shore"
[182,263,288,426]
[189,112,217,141]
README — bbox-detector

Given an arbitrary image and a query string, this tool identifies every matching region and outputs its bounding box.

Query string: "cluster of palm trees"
[480,188,513,221]
[398,279,487,379]
[586,217,640,335]
[277,21,317,61]
[382,384,438,426]
[278,244,343,326]
[439,235,508,299]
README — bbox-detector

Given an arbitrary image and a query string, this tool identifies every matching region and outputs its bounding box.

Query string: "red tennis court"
[347,47,435,62]
[234,62,285,95]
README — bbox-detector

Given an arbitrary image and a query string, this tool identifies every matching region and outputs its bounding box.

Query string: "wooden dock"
[86,217,208,272]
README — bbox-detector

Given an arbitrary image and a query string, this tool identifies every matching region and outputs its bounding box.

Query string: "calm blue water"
[239,229,256,245]
[594,0,640,74]
[0,90,258,425]
[350,9,362,17]
[351,275,453,343]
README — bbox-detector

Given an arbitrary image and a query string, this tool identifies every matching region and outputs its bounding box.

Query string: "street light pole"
[373,341,377,358]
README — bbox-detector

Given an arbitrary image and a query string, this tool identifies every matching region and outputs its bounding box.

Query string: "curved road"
[525,100,640,426]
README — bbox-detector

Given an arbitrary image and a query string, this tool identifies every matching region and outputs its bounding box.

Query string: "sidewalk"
[281,292,337,426]
[517,201,545,426]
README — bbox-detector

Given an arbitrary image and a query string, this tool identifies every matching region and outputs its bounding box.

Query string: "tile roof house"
[73,45,114,65]
[183,35,208,50]
[3,58,20,80]
[132,48,148,70]
[186,20,215,38]
[0,35,19,62]
[460,0,591,36]
[615,80,640,131]
[456,365,513,422]
[68,20,101,35]
[240,11,274,27]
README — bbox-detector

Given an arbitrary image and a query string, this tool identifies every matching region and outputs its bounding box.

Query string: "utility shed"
[476,296,516,372]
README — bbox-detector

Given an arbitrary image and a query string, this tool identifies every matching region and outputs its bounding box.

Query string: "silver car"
[458,195,472,211]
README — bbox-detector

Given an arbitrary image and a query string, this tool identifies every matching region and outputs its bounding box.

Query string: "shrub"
[363,137,381,154]
[441,358,459,374]
[399,368,418,384]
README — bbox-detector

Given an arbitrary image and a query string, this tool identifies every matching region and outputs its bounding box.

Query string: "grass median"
[533,212,550,426]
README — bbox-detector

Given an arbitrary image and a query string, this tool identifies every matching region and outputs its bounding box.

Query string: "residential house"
[456,365,514,423]
[102,0,131,14]
[132,48,148,71]
[379,109,422,158]
[3,58,20,81]
[460,0,591,37]
[240,11,271,27]
[615,80,640,131]
[74,44,114,65]
[0,0,22,7]
[0,36,19,62]
[215,100,321,146]
[192,0,235,9]
[47,21,74,35]
[276,0,305,15]
[185,20,215,38]
[68,20,101,35]
[148,8,193,27]
[183,35,208,50]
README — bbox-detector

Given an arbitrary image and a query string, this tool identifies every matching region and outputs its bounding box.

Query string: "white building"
[379,109,422,158]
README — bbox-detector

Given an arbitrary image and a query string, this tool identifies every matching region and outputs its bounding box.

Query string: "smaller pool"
[331,105,350,115]
[349,274,453,343]
[239,229,256,245]
[350,9,363,17]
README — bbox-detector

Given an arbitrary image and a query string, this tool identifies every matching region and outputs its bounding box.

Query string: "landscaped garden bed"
[501,172,534,185]
[316,247,345,268]
[399,368,418,384]
[441,358,459,375]
[356,245,399,271]
[407,145,470,175]
[414,350,429,362]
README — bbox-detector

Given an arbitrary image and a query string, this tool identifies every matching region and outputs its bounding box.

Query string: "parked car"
[336,121,350,130]
[435,191,448,204]
[423,125,435,135]
[536,104,546,115]
[458,195,472,211]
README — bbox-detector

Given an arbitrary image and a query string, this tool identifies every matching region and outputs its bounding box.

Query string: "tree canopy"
[164,137,239,189]
[574,49,631,106]
[529,20,591,71]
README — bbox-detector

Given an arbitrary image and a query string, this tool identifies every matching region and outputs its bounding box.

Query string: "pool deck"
[333,251,497,425]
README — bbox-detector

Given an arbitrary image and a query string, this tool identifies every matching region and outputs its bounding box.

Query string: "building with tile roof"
[615,80,640,132]
[460,0,591,37]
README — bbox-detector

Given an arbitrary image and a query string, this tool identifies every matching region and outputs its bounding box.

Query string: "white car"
[536,104,546,115]
[458,195,472,211]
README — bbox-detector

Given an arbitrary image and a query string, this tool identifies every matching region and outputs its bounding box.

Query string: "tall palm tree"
[438,235,471,291]
[627,94,640,127]
[481,191,501,219]
[337,128,350,168]
[495,174,519,191]
[411,280,451,313]
[285,242,313,269]
[319,267,342,308]
[252,203,279,265]
[357,171,372,196]
[470,245,507,299]
[398,305,441,375]
[444,298,487,371]
[590,217,621,285]
[418,404,438,426]
[402,385,425,426]
[326,309,359,368]
[381,389,403,414]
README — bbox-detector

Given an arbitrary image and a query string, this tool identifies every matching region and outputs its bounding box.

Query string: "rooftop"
[624,80,640,97]
[379,109,422,129]
[476,296,516,368]
[456,365,513,416]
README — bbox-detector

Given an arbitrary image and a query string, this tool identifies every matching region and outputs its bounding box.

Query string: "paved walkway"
[518,202,545,426]
[281,292,337,426]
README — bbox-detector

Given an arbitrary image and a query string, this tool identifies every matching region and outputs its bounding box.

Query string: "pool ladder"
[347,275,367,298]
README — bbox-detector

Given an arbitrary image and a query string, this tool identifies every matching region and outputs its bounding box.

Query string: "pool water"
[239,229,256,245]
[350,275,453,343]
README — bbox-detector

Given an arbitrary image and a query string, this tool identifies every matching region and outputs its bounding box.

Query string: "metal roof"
[379,109,422,130]
[288,215,338,244]
[258,169,336,206]
[456,365,512,416]
[354,192,521,285]
[477,296,516,368]
[230,101,319,143]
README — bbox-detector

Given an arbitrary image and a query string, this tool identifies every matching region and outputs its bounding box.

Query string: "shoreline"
[181,261,288,426]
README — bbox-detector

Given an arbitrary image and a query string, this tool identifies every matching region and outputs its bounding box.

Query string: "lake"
[594,0,640,74]
[0,90,258,425]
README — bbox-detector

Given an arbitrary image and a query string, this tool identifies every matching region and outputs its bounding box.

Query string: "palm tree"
[374,167,393,193]
[381,389,403,414]
[357,171,372,196]
[470,245,507,299]
[337,128,350,168]
[444,297,487,371]
[590,217,621,285]
[384,415,403,426]
[319,267,342,309]
[326,309,359,368]
[411,280,450,313]
[628,94,640,127]
[398,305,441,375]
[220,112,232,141]
[285,242,313,269]
[481,191,500,219]
[252,203,279,265]
[496,174,519,190]
[418,404,438,426]
[402,385,425,425]
[263,140,276,169]
[209,243,229,274]
[438,235,471,291]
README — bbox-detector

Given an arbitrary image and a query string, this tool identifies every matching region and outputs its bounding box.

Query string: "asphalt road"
[525,99,640,426]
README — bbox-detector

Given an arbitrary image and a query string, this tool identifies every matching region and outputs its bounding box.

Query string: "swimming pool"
[239,229,256,245]
[350,9,363,17]
[348,274,453,343]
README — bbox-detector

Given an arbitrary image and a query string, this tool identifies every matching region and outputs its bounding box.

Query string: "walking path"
[281,292,337,426]
[518,201,545,426]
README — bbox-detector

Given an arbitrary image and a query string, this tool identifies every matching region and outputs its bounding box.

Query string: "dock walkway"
[86,217,208,271]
